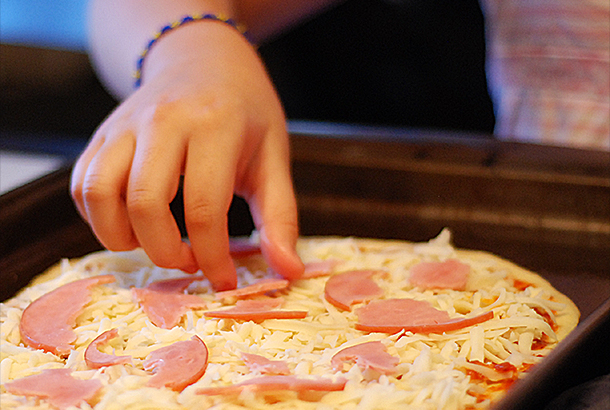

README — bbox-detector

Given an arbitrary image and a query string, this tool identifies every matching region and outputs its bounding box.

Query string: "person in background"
[71,0,609,291]
[480,0,609,149]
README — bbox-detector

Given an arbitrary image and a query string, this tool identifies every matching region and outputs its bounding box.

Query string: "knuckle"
[81,174,114,204]
[149,99,181,123]
[149,93,240,132]
[126,187,161,217]
[185,200,226,230]
[70,181,83,203]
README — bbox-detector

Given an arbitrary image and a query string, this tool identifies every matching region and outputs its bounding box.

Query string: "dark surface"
[0,44,117,139]
[0,167,102,302]
[544,374,610,410]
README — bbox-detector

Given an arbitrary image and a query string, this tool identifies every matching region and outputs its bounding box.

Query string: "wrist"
[135,13,254,88]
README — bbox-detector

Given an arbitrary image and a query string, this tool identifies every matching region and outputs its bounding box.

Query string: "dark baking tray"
[1,123,609,409]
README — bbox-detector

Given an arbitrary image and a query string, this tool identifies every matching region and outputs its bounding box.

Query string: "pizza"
[1,229,580,410]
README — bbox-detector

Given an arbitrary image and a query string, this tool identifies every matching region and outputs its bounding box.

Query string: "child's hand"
[71,22,303,290]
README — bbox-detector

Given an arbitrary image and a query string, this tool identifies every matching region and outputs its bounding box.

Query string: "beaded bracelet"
[134,13,252,88]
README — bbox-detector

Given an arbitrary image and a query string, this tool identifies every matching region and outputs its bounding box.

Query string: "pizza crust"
[455,248,580,341]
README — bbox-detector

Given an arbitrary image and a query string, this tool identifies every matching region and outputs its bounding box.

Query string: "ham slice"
[301,260,341,279]
[241,352,291,375]
[229,238,262,258]
[132,277,208,329]
[146,276,206,293]
[204,298,307,321]
[355,298,494,334]
[409,259,470,290]
[84,328,132,369]
[19,274,115,357]
[5,368,102,410]
[215,278,290,300]
[144,335,209,391]
[324,270,384,311]
[331,341,399,375]
[196,375,347,395]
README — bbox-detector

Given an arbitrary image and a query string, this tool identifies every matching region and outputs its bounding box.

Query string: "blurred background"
[1,0,116,192]
[0,0,495,193]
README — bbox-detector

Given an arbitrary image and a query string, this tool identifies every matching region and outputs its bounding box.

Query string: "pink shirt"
[481,0,610,150]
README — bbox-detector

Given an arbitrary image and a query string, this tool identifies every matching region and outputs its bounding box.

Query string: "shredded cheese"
[0,231,578,409]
